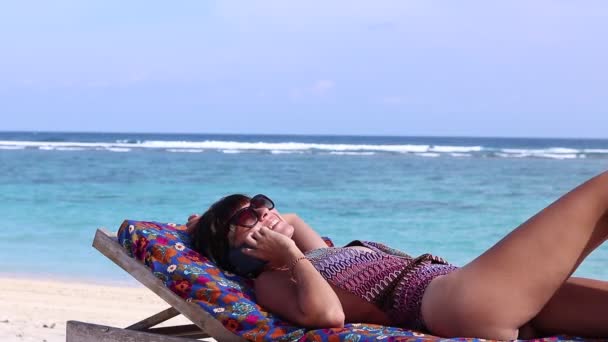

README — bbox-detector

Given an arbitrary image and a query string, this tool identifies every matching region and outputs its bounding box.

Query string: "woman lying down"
[187,171,608,339]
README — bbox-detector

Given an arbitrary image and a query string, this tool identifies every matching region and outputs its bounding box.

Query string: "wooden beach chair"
[66,228,242,342]
[67,220,597,342]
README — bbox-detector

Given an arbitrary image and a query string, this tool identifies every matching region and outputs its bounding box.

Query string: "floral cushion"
[117,220,591,342]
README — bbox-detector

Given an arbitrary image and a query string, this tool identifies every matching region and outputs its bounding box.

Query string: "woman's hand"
[186,214,200,232]
[241,227,301,269]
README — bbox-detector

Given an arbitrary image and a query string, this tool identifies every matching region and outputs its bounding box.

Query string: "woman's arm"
[244,227,344,328]
[282,213,328,252]
[254,246,345,328]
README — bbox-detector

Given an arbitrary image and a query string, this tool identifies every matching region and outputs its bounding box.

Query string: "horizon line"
[0,129,606,141]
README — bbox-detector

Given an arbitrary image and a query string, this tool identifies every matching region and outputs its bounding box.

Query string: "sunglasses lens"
[234,209,258,227]
[251,195,274,209]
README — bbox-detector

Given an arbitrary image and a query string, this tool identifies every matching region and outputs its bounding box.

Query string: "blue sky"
[1,1,607,138]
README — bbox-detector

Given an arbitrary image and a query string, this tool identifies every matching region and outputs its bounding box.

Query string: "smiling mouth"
[267,218,280,230]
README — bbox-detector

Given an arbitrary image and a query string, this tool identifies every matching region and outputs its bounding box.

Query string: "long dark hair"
[190,194,250,272]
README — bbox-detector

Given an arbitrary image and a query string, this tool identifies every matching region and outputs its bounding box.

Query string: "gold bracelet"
[289,256,308,280]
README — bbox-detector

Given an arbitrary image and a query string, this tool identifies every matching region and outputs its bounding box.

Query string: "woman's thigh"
[422,171,608,339]
[530,277,608,337]
[421,273,521,339]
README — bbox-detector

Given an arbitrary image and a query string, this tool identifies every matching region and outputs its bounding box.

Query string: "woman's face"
[228,200,295,247]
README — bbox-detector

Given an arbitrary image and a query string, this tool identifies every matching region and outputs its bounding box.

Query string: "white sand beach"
[0,276,211,342]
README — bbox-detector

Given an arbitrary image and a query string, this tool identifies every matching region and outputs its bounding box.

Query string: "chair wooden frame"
[66,229,246,342]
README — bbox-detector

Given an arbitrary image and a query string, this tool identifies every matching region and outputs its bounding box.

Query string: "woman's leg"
[421,171,608,339]
[526,277,608,338]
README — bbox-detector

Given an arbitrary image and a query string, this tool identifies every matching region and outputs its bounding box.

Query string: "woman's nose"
[255,207,270,221]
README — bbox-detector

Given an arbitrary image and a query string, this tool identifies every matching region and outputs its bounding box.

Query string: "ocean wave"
[270,150,305,154]
[135,140,436,153]
[166,149,204,153]
[450,153,472,157]
[430,145,482,153]
[115,139,142,144]
[2,141,118,149]
[416,152,441,158]
[583,149,608,154]
[0,139,604,159]
[501,147,580,155]
[496,152,529,158]
[0,139,437,153]
[535,153,579,160]
[545,147,579,154]
[104,147,131,152]
[499,147,588,159]
[329,151,376,156]
[55,147,86,151]
[38,146,86,151]
[497,152,582,159]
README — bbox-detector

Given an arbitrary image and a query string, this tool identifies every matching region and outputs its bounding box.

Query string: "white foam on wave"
[496,152,532,158]
[499,147,588,159]
[166,149,204,153]
[34,146,86,151]
[502,147,581,155]
[583,149,608,154]
[1,140,430,153]
[430,145,482,153]
[0,139,487,156]
[55,147,86,151]
[416,152,441,158]
[546,147,579,154]
[329,151,376,156]
[537,153,579,160]
[0,139,602,160]
[500,151,579,159]
[105,147,131,152]
[0,146,25,150]
[3,140,121,149]
[270,150,305,154]
[450,153,471,157]
[498,152,583,159]
[137,140,437,153]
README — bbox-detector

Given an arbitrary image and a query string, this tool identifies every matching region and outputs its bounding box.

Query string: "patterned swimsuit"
[304,241,458,330]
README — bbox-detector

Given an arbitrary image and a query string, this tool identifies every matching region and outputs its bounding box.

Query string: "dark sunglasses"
[228,194,275,228]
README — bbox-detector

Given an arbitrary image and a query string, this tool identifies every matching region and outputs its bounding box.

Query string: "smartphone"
[227,244,268,278]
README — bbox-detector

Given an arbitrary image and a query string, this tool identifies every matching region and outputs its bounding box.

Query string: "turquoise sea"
[1,132,608,284]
